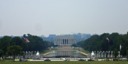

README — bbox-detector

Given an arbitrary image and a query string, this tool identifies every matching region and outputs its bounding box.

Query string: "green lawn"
[0,61,128,64]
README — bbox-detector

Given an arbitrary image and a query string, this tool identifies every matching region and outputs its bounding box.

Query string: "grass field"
[0,61,128,64]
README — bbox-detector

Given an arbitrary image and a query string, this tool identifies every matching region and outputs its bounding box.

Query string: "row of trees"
[78,32,128,58]
[0,34,52,60]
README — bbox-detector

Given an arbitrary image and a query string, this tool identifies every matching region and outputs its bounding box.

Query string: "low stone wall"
[28,58,90,61]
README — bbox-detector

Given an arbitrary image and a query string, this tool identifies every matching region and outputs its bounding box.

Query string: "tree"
[79,32,128,57]
[0,49,4,60]
[11,37,24,46]
[0,34,52,60]
[0,36,12,59]
[23,34,51,51]
[113,48,118,59]
[7,45,22,60]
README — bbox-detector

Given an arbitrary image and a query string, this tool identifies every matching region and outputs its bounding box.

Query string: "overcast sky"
[0,0,128,36]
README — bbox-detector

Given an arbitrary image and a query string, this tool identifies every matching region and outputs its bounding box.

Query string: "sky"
[0,0,128,36]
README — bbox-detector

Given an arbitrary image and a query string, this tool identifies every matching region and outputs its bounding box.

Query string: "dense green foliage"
[7,45,22,59]
[0,34,52,59]
[79,32,128,57]
[0,61,128,64]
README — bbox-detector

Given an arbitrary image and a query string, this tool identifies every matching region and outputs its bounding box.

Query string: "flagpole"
[119,44,122,58]
[106,37,109,60]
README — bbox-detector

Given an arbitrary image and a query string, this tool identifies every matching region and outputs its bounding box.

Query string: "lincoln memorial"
[53,35,77,57]
[54,35,77,46]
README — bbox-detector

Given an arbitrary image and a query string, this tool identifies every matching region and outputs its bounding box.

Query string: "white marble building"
[54,35,77,46]
[53,35,77,57]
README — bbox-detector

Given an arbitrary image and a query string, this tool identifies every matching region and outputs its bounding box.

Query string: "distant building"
[42,34,90,58]
[42,33,91,43]
[54,35,76,46]
[41,34,56,42]
[53,35,77,57]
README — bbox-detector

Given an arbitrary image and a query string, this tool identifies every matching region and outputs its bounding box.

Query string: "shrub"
[79,59,85,61]
[44,59,51,61]
[88,59,94,61]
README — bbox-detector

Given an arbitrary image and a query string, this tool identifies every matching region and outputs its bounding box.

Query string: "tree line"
[0,34,52,60]
[78,32,128,57]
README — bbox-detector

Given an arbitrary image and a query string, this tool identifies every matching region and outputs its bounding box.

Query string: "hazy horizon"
[0,0,128,36]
